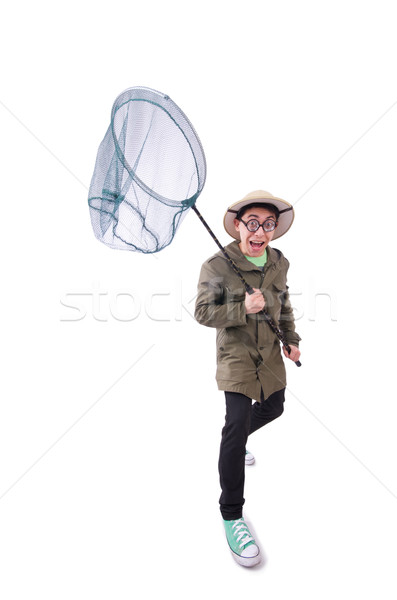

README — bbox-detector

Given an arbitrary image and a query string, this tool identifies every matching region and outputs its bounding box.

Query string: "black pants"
[218,388,285,520]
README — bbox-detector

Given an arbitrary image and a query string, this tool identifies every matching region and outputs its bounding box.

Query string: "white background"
[1,0,397,597]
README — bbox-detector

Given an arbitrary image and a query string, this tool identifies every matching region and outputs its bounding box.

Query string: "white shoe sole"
[230,547,261,567]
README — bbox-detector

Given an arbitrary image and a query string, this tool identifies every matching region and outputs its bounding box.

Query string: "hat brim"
[223,195,294,241]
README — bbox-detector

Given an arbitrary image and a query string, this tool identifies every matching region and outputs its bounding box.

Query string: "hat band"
[227,206,292,215]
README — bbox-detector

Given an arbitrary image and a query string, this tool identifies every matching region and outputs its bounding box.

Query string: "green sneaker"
[245,450,255,466]
[223,518,260,567]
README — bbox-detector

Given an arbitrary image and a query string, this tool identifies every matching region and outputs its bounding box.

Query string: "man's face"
[234,206,277,257]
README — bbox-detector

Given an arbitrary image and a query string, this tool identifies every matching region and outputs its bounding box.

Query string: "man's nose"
[253,227,265,236]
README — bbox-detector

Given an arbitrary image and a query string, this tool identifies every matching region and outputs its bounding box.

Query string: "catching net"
[88,86,207,253]
[88,85,301,365]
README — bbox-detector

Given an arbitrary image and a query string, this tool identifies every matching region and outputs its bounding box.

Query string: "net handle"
[192,205,302,367]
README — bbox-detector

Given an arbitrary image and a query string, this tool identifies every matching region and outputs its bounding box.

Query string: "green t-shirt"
[244,249,268,268]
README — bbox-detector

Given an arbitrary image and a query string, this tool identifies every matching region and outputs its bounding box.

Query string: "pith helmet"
[224,190,294,241]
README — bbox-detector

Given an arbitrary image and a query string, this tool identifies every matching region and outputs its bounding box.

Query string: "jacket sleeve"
[278,262,301,347]
[194,258,248,329]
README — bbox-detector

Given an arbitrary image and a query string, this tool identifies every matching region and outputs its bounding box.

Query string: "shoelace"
[232,519,254,548]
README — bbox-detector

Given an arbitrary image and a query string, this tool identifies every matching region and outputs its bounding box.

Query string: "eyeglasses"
[239,217,278,233]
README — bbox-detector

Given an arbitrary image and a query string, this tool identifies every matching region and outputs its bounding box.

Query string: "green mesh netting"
[88,86,207,253]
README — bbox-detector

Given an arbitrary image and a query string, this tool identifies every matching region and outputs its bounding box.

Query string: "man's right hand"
[245,288,265,314]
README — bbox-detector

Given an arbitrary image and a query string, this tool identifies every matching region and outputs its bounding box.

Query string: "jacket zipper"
[255,269,266,347]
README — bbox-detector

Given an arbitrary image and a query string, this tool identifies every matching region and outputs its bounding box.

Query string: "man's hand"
[283,345,301,362]
[245,288,265,314]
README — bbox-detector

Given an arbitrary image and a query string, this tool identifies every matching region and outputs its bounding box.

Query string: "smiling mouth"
[250,241,265,249]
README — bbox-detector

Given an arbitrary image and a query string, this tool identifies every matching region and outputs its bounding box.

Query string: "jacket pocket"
[216,328,227,350]
[265,276,287,322]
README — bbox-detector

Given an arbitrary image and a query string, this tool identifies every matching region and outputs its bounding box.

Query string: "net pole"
[191,204,301,367]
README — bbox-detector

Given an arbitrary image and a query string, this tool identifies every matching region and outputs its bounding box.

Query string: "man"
[195,190,301,567]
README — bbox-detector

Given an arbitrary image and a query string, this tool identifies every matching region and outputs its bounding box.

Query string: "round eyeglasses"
[239,217,278,233]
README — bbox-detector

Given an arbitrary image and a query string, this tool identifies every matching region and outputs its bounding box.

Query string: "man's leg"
[218,392,252,520]
[249,388,285,436]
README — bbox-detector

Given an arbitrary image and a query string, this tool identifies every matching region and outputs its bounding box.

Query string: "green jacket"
[195,241,301,401]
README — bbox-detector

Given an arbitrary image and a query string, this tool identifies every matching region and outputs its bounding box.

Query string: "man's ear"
[233,218,240,232]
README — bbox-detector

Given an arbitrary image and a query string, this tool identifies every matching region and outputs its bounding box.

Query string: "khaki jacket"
[195,241,301,401]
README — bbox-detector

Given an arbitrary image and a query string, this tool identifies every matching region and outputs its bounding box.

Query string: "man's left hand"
[283,345,301,362]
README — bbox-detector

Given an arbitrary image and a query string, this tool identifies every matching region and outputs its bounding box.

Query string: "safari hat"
[223,190,294,241]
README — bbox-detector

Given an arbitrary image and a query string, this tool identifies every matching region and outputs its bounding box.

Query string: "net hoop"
[110,86,206,207]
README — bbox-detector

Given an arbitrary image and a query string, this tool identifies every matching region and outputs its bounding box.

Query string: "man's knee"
[265,388,285,420]
[274,401,284,419]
